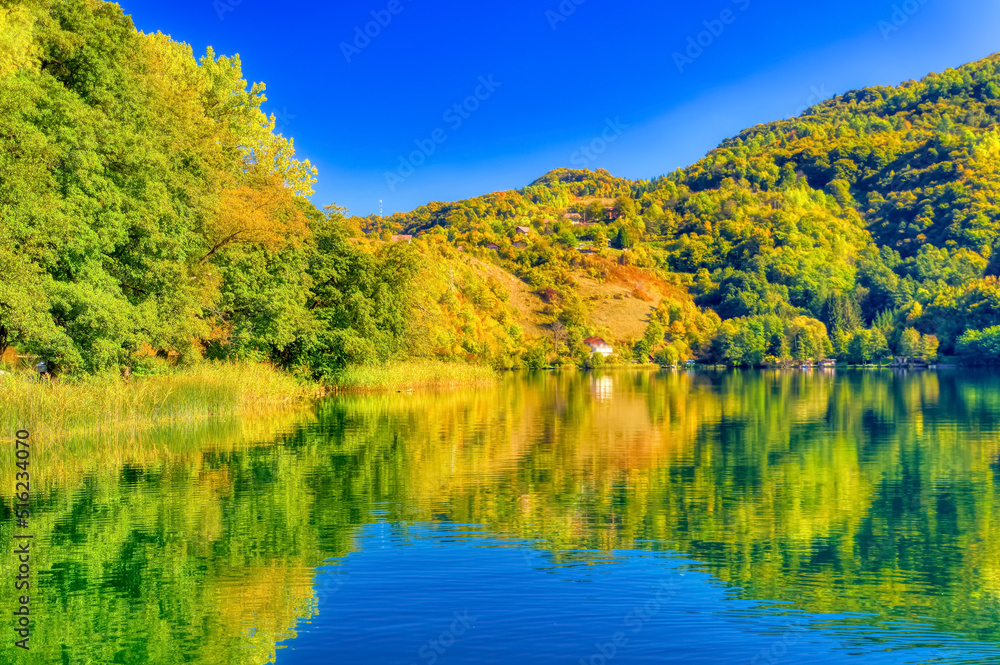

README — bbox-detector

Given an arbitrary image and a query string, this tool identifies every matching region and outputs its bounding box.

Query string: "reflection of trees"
[318,370,1000,643]
[0,414,327,665]
[4,370,1000,663]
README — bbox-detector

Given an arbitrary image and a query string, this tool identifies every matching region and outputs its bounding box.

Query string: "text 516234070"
[12,429,32,651]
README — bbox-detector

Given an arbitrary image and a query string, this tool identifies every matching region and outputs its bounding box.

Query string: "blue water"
[276,523,1000,664]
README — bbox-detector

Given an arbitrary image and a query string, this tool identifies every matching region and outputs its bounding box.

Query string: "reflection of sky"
[276,523,1000,665]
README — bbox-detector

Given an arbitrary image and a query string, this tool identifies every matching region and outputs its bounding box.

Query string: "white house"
[585,336,613,357]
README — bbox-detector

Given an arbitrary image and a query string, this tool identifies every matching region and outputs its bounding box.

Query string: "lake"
[4,369,1000,664]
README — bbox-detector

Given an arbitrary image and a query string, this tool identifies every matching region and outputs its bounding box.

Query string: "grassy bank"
[0,359,499,440]
[0,361,312,441]
[332,359,498,391]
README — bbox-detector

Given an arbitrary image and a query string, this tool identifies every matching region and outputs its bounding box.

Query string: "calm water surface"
[4,370,1000,664]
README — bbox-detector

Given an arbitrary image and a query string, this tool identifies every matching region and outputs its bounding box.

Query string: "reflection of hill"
[5,370,1000,662]
[317,370,1000,644]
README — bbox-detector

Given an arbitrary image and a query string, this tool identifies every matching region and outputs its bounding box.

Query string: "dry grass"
[467,255,666,342]
[0,361,311,442]
[575,275,661,341]
[333,359,498,391]
[565,197,615,207]
[465,252,696,346]
[466,256,549,336]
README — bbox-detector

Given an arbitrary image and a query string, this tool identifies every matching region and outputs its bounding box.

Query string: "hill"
[356,54,1000,366]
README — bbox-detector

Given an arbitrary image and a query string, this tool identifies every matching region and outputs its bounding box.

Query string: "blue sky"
[118,0,1000,216]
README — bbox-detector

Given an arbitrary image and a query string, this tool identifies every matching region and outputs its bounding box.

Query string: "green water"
[3,369,1000,664]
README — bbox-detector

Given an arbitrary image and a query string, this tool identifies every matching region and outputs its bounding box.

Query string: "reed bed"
[332,359,498,391]
[0,361,312,441]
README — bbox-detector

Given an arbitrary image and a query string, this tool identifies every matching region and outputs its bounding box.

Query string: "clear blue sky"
[117,0,1000,216]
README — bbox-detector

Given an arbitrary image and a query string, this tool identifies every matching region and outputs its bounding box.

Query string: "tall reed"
[0,361,311,441]
[332,359,498,391]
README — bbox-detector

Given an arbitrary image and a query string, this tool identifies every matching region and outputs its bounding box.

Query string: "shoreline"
[2,359,984,441]
[0,359,501,438]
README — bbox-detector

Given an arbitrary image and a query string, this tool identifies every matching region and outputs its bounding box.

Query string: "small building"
[515,226,532,235]
[818,358,836,368]
[604,207,619,220]
[584,336,613,357]
[391,234,413,243]
[563,213,581,221]
[486,243,499,251]
[513,241,528,249]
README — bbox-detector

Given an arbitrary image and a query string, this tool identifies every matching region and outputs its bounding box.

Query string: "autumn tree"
[898,328,922,360]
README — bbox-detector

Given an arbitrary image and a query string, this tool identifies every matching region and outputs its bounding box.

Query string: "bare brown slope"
[464,254,685,344]
[465,257,549,337]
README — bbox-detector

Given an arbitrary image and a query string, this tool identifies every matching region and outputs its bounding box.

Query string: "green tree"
[869,328,891,365]
[615,227,634,250]
[849,330,872,364]
[654,345,680,366]
[921,334,940,363]
[558,230,578,248]
[613,195,637,220]
[586,201,605,222]
[644,321,665,351]
[898,328,922,360]
[984,240,1000,278]
[592,227,609,249]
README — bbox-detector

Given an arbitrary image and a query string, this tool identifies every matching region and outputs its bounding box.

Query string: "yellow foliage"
[201,176,310,263]
[0,5,39,77]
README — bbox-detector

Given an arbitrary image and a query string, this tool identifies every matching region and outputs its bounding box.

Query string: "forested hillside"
[6,0,1000,376]
[367,54,1000,367]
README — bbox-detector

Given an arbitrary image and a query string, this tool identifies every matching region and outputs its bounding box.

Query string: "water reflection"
[3,370,1000,663]
[591,374,614,402]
